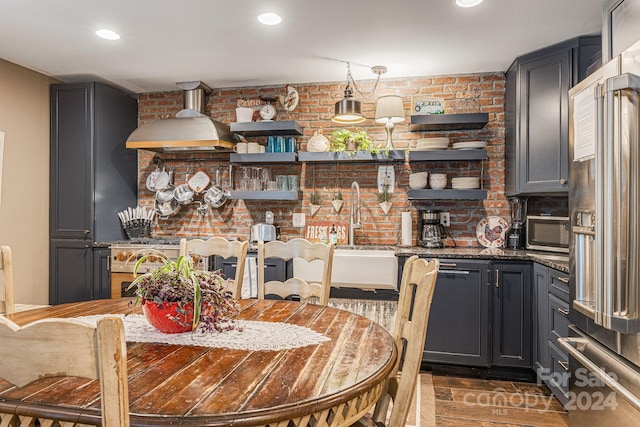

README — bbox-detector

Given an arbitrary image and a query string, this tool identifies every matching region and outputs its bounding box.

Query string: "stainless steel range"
[109,239,209,299]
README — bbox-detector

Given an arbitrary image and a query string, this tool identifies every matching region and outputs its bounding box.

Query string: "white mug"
[235,107,253,123]
[234,142,248,153]
[259,145,266,153]
[248,142,260,153]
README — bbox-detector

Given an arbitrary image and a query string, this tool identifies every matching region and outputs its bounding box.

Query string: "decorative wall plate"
[476,216,509,248]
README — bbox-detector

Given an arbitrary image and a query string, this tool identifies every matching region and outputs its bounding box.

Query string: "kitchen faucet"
[349,181,362,247]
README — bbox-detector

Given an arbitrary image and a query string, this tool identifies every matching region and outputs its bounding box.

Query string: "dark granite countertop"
[103,239,570,274]
[334,245,569,273]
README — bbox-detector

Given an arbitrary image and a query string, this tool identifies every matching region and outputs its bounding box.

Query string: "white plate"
[410,147,449,151]
[452,141,487,150]
[452,184,480,189]
[476,216,509,248]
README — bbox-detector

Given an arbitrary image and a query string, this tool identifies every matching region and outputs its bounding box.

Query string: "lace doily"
[75,314,330,351]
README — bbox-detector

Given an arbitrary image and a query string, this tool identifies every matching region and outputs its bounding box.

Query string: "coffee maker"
[505,197,527,249]
[419,210,447,248]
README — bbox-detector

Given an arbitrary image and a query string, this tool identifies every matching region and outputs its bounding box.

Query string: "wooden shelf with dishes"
[298,150,405,162]
[407,189,487,200]
[230,153,297,163]
[230,120,304,137]
[409,113,489,131]
[407,149,487,162]
[229,190,301,201]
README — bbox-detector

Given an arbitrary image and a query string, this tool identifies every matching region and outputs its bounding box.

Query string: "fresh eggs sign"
[306,221,348,245]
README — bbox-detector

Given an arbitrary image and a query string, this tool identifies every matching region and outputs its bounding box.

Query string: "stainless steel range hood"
[126,81,238,152]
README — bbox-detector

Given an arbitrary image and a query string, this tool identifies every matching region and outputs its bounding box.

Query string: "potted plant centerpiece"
[127,253,239,334]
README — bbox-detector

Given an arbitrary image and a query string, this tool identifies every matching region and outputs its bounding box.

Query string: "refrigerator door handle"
[606,73,640,92]
[558,337,640,411]
[595,81,606,327]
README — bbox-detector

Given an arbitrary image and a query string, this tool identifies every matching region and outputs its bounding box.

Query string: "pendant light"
[332,63,387,125]
[333,83,365,124]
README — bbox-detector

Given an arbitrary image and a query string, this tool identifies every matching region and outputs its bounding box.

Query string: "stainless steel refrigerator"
[562,39,640,425]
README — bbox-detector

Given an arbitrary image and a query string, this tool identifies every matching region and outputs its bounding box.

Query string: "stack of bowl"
[409,172,428,189]
[429,173,447,189]
[451,177,480,189]
[413,137,449,151]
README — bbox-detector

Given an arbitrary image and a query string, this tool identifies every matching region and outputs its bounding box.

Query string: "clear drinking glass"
[288,175,299,191]
[276,175,289,191]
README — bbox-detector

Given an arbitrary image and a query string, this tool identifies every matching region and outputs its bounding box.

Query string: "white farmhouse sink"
[292,249,398,290]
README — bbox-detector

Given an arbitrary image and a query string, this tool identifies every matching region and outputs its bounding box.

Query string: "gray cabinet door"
[518,50,571,193]
[49,239,92,304]
[533,263,550,374]
[50,85,93,240]
[93,248,112,300]
[423,259,490,367]
[505,36,600,196]
[492,262,532,367]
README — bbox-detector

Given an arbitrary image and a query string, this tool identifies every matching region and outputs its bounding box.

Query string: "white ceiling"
[0,0,604,94]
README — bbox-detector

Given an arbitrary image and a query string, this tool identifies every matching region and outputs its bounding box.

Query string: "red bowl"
[142,300,194,333]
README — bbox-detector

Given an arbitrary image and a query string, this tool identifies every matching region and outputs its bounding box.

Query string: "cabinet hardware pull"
[495,269,500,288]
[558,308,570,316]
[557,277,570,284]
[440,270,470,275]
[84,229,90,234]
[231,264,237,268]
[558,360,569,371]
[440,263,458,268]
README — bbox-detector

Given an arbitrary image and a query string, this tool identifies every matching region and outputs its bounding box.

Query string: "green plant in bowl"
[127,253,239,333]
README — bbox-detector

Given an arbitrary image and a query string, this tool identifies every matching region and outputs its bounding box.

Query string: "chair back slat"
[0,246,15,315]
[371,255,439,427]
[180,237,249,299]
[258,238,334,305]
[0,316,130,426]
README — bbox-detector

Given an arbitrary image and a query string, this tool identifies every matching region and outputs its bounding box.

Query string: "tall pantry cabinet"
[49,82,138,304]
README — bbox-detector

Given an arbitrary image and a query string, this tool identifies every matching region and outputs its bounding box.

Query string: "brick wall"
[137,73,513,247]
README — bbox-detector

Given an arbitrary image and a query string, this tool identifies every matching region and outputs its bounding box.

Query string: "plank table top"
[1,298,397,427]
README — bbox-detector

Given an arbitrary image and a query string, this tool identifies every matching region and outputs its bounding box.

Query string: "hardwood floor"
[409,373,569,427]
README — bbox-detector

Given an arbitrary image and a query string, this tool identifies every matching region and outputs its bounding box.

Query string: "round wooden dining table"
[1,298,397,427]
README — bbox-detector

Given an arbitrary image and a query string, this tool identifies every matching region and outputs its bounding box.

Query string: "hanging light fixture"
[375,95,405,150]
[332,63,387,125]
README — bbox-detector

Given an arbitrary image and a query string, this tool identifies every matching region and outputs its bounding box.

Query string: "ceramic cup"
[234,142,248,153]
[248,142,260,153]
[235,107,253,123]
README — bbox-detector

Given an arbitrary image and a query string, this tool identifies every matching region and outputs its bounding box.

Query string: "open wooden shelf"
[409,113,489,131]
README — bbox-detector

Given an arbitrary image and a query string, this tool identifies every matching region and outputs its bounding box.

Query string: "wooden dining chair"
[353,255,439,427]
[0,246,15,315]
[257,238,335,306]
[0,315,130,427]
[179,237,249,299]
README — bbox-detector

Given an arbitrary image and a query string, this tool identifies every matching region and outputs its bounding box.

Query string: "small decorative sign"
[411,96,444,115]
[306,221,348,245]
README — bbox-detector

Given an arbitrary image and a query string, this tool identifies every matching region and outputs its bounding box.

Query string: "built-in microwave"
[525,216,570,253]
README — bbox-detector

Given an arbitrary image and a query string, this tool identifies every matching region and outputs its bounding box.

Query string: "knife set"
[118,206,154,239]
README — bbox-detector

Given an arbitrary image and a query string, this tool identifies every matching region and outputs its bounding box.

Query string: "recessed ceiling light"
[456,0,483,7]
[258,13,282,26]
[96,29,121,40]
